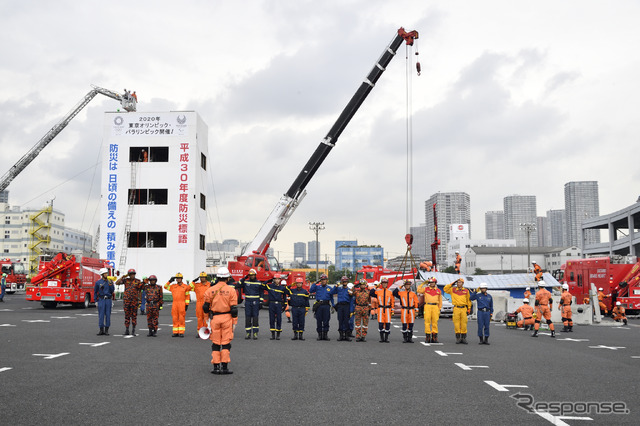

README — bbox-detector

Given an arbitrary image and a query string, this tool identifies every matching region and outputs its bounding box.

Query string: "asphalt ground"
[1,294,639,425]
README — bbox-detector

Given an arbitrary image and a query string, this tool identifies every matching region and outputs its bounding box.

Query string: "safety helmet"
[2,273,6,277]
[99,268,109,275]
[404,279,412,285]
[598,287,603,291]
[531,261,536,265]
[341,276,348,281]
[562,283,569,290]
[249,269,257,275]
[523,298,530,303]
[429,277,437,284]
[295,277,304,283]
[455,251,459,254]
[281,280,287,286]
[360,280,368,286]
[380,277,388,283]
[148,275,157,281]
[199,271,208,278]
[616,301,621,306]
[175,273,184,278]
[457,278,465,283]
[525,286,530,290]
[273,273,282,279]
[217,267,230,278]
[373,280,379,285]
[128,268,136,274]
[347,283,354,290]
[320,274,328,280]
[479,283,488,289]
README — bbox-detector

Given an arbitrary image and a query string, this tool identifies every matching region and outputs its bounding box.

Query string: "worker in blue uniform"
[262,274,289,340]
[330,276,354,341]
[94,268,115,336]
[288,277,310,341]
[469,282,493,345]
[0,273,6,302]
[348,283,356,337]
[236,268,263,340]
[309,274,333,341]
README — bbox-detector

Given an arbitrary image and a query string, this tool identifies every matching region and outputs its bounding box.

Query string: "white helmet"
[532,261,536,265]
[479,283,488,289]
[538,281,546,287]
[281,280,287,285]
[598,287,603,291]
[525,286,530,291]
[99,268,109,275]
[217,267,231,278]
[347,283,354,289]
[523,298,530,303]
[562,283,569,290]
[616,301,621,306]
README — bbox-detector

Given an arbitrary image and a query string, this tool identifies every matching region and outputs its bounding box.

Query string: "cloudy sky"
[1,1,639,262]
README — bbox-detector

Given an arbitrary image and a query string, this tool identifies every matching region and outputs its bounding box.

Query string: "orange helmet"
[295,277,304,283]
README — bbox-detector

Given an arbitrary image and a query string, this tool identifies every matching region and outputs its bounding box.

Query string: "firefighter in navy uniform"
[331,276,354,342]
[470,283,493,344]
[94,268,114,336]
[236,269,262,340]
[289,277,310,340]
[144,275,163,336]
[116,268,144,336]
[261,274,289,340]
[309,274,333,341]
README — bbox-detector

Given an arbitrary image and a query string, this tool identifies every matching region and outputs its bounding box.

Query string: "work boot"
[561,326,568,332]
[551,330,555,338]
[179,334,184,338]
[245,331,251,340]
[344,331,352,342]
[531,329,538,337]
[338,331,344,341]
[97,327,104,336]
[221,363,233,375]
[211,364,221,375]
[384,332,390,343]
[125,326,130,336]
[147,328,153,337]
[455,333,461,344]
[379,331,385,343]
[361,335,366,342]
[317,332,323,341]
[461,333,468,344]
[568,325,573,332]
[349,331,355,338]
[479,336,484,344]
[484,336,490,345]
[132,326,136,336]
[292,332,299,341]
[431,333,438,343]
[402,333,408,343]
[323,331,330,341]
[104,327,109,336]
[407,331,414,343]
[152,328,157,337]
[276,331,281,340]
[253,330,258,340]
[287,317,292,323]
[624,319,628,326]
[270,331,276,340]
[425,333,432,343]
[299,332,305,341]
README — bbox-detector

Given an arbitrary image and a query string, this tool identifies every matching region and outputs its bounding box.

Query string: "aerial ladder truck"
[227,27,419,283]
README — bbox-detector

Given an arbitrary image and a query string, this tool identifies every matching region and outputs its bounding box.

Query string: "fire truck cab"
[0,258,27,294]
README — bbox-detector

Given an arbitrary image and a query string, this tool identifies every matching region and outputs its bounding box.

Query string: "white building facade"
[99,111,208,281]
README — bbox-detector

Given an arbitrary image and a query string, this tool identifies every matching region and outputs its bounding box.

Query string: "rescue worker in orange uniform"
[191,271,211,337]
[370,281,379,319]
[444,278,471,344]
[370,277,394,343]
[116,268,144,336]
[611,302,627,325]
[597,287,609,315]
[353,280,372,342]
[532,280,555,338]
[454,251,462,274]
[514,298,535,330]
[524,286,532,299]
[202,267,238,375]
[418,277,443,343]
[164,273,191,337]
[532,262,543,282]
[393,279,420,343]
[558,283,573,332]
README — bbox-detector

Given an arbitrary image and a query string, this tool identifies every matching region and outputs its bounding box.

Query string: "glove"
[185,304,189,311]
[169,277,175,283]
[159,305,163,310]
[350,312,354,318]
[331,307,336,314]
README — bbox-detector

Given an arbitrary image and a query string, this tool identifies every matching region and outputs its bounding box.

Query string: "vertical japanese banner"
[177,142,190,247]
[106,142,119,267]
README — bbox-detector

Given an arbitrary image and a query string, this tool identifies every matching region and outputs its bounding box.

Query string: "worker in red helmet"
[288,277,310,340]
[164,273,191,337]
[116,268,144,336]
[611,301,627,325]
[191,271,212,337]
[144,275,163,336]
[353,280,372,342]
[532,281,555,338]
[418,277,442,343]
[558,283,573,332]
[203,267,238,375]
[443,278,471,344]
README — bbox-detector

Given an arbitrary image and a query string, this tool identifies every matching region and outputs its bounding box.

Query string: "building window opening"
[129,146,169,163]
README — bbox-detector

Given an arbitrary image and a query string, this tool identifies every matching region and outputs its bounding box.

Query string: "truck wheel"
[83,294,91,309]
[42,302,57,309]
[6,290,15,295]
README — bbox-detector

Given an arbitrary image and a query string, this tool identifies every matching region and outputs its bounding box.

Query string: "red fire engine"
[0,258,27,294]
[26,252,110,309]
[357,265,417,287]
[560,256,640,314]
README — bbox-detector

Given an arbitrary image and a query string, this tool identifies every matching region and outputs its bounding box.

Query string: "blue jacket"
[289,288,310,308]
[262,282,288,304]
[330,285,353,305]
[309,283,333,303]
[238,277,263,299]
[470,291,493,313]
[94,278,114,300]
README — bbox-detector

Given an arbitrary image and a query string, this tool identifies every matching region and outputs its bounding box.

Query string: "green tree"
[474,267,488,275]
[443,266,456,274]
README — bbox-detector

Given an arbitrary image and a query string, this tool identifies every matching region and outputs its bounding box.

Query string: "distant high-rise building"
[565,181,600,247]
[410,224,428,259]
[335,240,383,271]
[425,192,471,267]
[485,211,505,239]
[503,195,538,247]
[293,242,306,263]
[536,216,548,247]
[308,240,320,265]
[546,209,566,247]
[0,191,8,203]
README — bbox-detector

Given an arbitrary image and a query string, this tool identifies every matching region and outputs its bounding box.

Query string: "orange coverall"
[191,279,211,331]
[524,290,532,299]
[374,288,394,323]
[515,304,535,328]
[204,281,238,364]
[559,291,573,329]
[534,288,555,332]
[533,264,543,282]
[164,281,191,335]
[597,291,609,314]
[454,255,462,274]
[418,284,442,334]
[369,285,379,318]
[611,306,627,322]
[443,282,471,334]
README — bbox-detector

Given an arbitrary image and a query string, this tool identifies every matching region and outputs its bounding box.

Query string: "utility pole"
[309,222,324,280]
[519,223,536,271]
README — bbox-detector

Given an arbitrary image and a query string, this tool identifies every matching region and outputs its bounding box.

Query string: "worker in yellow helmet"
[191,271,212,337]
[164,273,191,337]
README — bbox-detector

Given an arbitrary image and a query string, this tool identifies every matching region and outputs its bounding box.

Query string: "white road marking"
[588,345,625,350]
[51,316,76,319]
[434,350,462,357]
[484,380,528,392]
[0,367,13,373]
[0,324,16,327]
[420,342,443,347]
[535,411,592,425]
[0,309,14,312]
[557,338,589,342]
[22,320,50,323]
[75,314,97,316]
[79,342,110,347]
[32,353,70,360]
[630,356,640,359]
[370,363,377,365]
[455,363,489,371]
